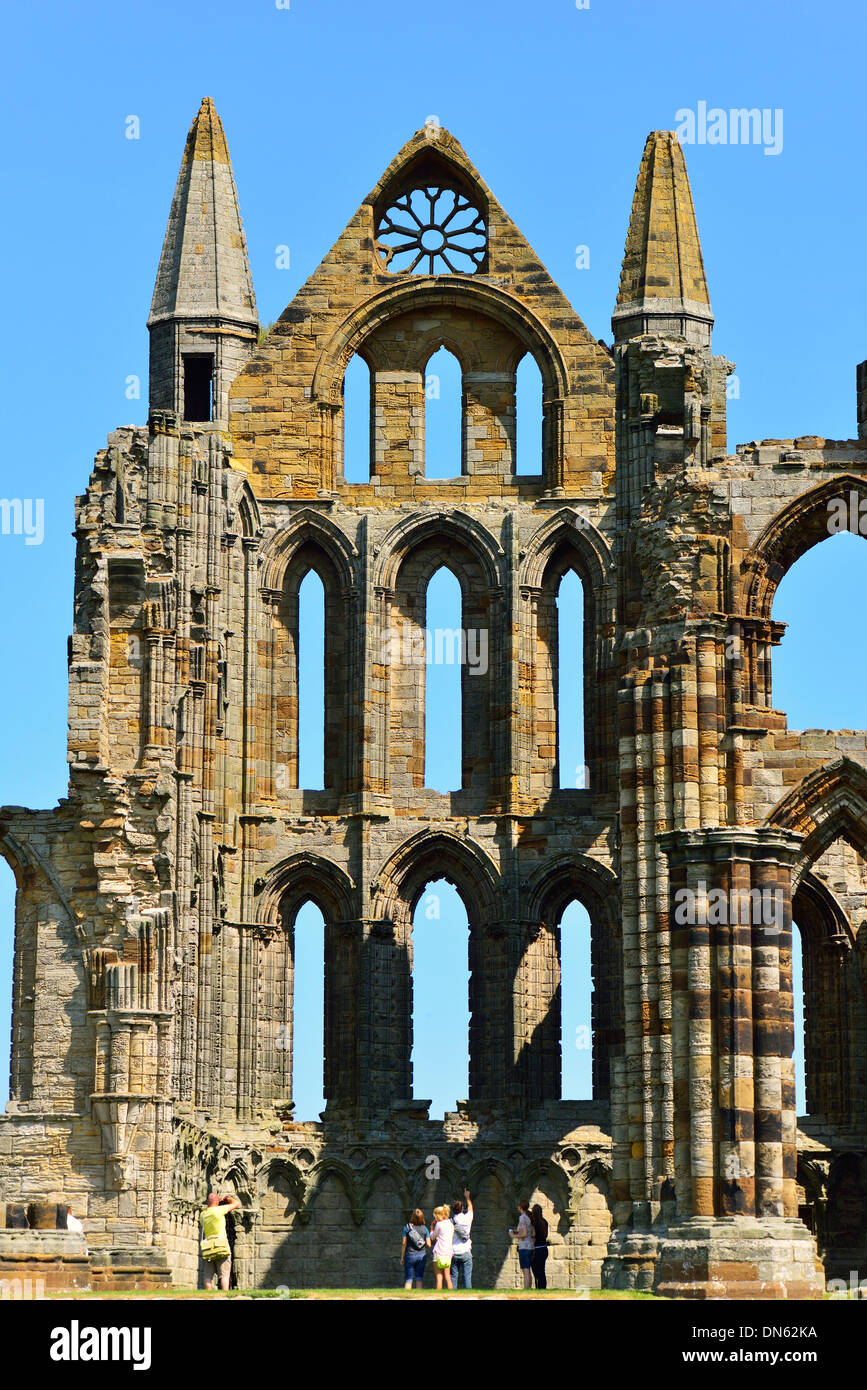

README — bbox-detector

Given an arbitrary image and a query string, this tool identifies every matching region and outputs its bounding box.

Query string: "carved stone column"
[653,826,824,1299]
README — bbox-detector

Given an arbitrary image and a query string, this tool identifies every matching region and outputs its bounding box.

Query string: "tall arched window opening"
[424,566,462,791]
[515,352,543,475]
[556,569,585,788]
[297,570,325,789]
[560,899,594,1100]
[411,878,470,1118]
[790,858,862,1124]
[388,533,492,802]
[342,353,371,483]
[291,899,326,1121]
[424,348,462,479]
[772,531,867,727]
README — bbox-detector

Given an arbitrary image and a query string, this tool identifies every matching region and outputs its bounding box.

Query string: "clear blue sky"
[1,0,865,1113]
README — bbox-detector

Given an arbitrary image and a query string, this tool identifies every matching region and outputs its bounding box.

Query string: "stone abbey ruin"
[1,99,866,1295]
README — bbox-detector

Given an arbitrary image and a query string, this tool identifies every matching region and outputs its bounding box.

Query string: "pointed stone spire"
[613,131,713,346]
[148,98,258,422]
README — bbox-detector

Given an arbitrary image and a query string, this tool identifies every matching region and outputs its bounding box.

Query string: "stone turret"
[613,129,713,348]
[148,97,258,423]
[613,131,729,514]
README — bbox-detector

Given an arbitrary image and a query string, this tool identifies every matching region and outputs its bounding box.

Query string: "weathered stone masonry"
[1,102,866,1293]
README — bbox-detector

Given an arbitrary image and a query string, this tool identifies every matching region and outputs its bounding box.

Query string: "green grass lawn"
[49,1286,661,1301]
[45,1285,863,1301]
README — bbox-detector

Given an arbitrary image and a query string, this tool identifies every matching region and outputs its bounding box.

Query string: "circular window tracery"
[376,185,487,275]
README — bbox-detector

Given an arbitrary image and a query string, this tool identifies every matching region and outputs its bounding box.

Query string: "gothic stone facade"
[1,102,866,1295]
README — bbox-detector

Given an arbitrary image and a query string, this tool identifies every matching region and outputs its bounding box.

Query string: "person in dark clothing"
[530,1204,549,1289]
[401,1209,431,1289]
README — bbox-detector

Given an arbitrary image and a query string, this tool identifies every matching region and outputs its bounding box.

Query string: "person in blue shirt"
[450,1188,474,1289]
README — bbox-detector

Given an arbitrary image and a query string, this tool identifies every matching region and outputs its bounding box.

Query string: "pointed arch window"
[297,570,325,790]
[411,878,470,1118]
[517,895,595,1102]
[792,864,859,1123]
[556,569,586,788]
[560,899,593,1099]
[342,354,372,483]
[772,530,867,728]
[518,880,617,1104]
[424,566,462,791]
[515,352,543,476]
[424,348,463,479]
[388,531,492,801]
[291,900,326,1120]
[276,539,351,801]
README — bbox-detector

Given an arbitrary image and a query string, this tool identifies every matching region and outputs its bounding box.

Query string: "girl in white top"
[451,1188,474,1289]
[430,1205,455,1290]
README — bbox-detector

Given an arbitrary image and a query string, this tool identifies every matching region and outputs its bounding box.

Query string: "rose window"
[376,185,487,275]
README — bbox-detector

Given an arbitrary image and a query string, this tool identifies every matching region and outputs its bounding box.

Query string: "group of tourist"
[400,1189,475,1290]
[199,1187,552,1292]
[400,1191,550,1290]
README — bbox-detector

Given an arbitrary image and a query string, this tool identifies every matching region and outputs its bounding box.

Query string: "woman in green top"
[200,1192,241,1291]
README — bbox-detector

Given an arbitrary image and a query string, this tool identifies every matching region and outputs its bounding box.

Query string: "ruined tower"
[0,102,865,1295]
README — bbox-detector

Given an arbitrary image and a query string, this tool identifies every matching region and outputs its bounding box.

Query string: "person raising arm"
[508,1198,534,1290]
